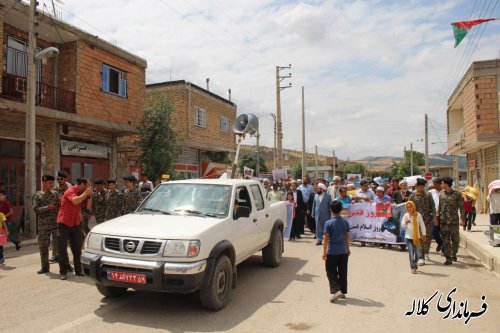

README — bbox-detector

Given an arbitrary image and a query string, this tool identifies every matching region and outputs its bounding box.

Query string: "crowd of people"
[0,171,150,278]
[259,174,500,302]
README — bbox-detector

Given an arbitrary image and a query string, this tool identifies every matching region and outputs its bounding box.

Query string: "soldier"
[55,171,71,196]
[105,179,123,220]
[122,176,143,215]
[438,176,465,265]
[33,175,60,273]
[91,178,108,224]
[409,178,436,265]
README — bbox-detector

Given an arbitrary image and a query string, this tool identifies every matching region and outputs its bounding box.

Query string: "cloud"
[50,0,500,159]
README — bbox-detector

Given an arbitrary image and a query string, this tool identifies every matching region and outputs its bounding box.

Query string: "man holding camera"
[57,178,94,280]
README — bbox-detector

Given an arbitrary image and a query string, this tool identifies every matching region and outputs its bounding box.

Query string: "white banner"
[347,203,407,244]
[61,139,108,158]
[272,169,288,181]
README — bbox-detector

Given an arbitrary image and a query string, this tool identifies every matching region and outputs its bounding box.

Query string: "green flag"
[451,19,496,47]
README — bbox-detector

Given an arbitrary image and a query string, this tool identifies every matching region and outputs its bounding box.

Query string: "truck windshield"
[137,183,232,218]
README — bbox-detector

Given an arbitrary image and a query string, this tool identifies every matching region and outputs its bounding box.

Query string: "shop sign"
[61,139,108,158]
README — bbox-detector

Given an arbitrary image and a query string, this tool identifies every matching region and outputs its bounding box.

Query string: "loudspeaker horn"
[233,113,259,135]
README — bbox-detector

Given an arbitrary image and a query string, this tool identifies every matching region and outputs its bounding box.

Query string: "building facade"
[447,59,500,211]
[0,0,146,223]
[146,81,236,179]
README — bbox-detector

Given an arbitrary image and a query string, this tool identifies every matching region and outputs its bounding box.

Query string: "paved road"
[1,233,498,333]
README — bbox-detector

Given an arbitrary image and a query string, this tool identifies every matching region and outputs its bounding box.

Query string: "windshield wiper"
[174,209,217,217]
[140,208,171,215]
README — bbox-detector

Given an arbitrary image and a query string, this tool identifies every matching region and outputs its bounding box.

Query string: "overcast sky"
[45,0,500,160]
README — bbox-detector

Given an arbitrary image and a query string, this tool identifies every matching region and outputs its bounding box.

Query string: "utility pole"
[276,65,292,169]
[255,130,260,177]
[315,145,318,180]
[332,149,336,179]
[410,142,414,176]
[301,86,306,179]
[25,0,38,237]
[453,155,459,189]
[269,113,277,171]
[425,113,429,173]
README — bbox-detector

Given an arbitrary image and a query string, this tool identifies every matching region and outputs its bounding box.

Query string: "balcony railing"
[1,73,75,113]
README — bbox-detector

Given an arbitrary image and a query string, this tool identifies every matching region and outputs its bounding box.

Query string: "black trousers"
[58,224,84,274]
[325,253,348,294]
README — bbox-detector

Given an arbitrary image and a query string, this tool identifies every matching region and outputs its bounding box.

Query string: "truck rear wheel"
[200,255,232,311]
[262,228,283,267]
[95,283,127,297]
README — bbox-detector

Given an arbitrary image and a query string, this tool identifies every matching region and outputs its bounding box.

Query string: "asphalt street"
[1,232,498,333]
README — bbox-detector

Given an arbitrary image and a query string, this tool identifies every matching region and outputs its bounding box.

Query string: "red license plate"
[107,271,147,284]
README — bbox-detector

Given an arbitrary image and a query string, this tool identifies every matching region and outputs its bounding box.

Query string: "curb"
[459,226,500,278]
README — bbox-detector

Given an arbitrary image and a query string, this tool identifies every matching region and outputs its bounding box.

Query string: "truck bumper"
[81,252,208,293]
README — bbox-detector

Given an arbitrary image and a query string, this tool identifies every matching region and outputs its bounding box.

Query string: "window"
[6,36,42,80]
[194,107,206,127]
[220,116,229,132]
[102,64,127,97]
[235,186,252,213]
[250,185,265,210]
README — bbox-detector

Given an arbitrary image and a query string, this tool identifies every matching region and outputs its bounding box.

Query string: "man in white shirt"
[353,180,375,203]
[488,185,500,225]
[327,176,341,199]
[428,177,443,252]
[139,173,154,193]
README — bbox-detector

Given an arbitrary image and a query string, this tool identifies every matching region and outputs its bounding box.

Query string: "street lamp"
[25,46,59,237]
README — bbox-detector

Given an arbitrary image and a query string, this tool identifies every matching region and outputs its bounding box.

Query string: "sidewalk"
[459,213,500,277]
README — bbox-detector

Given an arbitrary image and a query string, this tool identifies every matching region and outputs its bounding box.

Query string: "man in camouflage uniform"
[122,175,143,215]
[91,178,108,224]
[438,176,465,265]
[33,175,60,274]
[105,179,123,220]
[55,171,71,196]
[409,178,436,265]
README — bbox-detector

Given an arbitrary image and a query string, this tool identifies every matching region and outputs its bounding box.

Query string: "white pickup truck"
[81,179,287,310]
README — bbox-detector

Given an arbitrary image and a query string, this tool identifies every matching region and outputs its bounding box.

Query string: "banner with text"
[347,203,407,244]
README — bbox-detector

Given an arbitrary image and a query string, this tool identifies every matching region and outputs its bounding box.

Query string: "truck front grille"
[141,241,162,254]
[104,237,120,251]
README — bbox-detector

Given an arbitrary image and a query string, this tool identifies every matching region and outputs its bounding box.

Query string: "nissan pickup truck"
[81,179,287,310]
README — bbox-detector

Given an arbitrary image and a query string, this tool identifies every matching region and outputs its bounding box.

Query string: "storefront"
[60,139,110,184]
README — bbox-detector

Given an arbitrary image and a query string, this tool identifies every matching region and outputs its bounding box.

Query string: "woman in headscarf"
[401,201,426,274]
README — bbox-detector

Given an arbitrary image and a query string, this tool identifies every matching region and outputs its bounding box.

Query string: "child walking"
[0,212,8,264]
[402,201,426,274]
[322,200,351,303]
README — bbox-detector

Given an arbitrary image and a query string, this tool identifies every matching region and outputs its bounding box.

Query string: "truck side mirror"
[233,206,251,219]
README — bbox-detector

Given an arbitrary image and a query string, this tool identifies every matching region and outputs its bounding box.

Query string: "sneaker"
[417,259,425,266]
[452,256,458,262]
[15,242,22,251]
[444,259,453,265]
[330,291,343,303]
[37,268,49,274]
[59,273,67,280]
[436,245,442,252]
[425,254,430,260]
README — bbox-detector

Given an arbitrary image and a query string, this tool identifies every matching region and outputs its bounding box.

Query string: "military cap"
[107,179,117,184]
[416,178,427,186]
[42,175,55,182]
[93,178,105,185]
[57,171,68,178]
[123,175,137,182]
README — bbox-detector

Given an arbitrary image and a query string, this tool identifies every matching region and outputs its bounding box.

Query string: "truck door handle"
[253,218,258,223]
[265,214,269,218]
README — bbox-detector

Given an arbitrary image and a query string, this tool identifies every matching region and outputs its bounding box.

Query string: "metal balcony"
[1,73,76,113]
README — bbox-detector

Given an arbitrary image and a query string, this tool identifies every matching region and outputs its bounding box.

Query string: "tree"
[137,95,180,182]
[291,161,302,179]
[390,150,425,178]
[342,163,365,175]
[238,154,269,176]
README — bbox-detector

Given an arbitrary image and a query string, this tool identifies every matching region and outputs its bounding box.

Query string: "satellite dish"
[233,113,259,135]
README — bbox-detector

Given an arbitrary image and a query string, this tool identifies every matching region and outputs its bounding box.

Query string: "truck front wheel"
[200,255,233,311]
[262,228,283,267]
[95,283,128,297]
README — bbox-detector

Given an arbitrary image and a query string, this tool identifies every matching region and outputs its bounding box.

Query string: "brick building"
[145,81,236,179]
[447,59,500,210]
[0,0,146,223]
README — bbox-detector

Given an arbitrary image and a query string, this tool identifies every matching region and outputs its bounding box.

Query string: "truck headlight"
[83,233,102,251]
[163,240,200,257]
